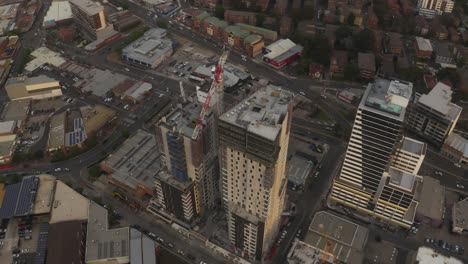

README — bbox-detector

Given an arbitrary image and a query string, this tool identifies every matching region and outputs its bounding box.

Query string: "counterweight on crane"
[191,47,231,140]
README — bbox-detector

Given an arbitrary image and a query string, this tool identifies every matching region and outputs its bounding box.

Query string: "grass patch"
[309,109,331,121]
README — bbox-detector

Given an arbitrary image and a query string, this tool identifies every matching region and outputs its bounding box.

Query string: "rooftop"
[46,220,87,264]
[129,228,158,264]
[32,174,56,215]
[415,247,463,264]
[444,133,468,157]
[69,0,103,16]
[0,120,16,134]
[358,52,376,71]
[85,202,130,262]
[288,211,368,264]
[400,136,426,156]
[219,85,293,141]
[161,99,202,138]
[415,37,432,52]
[386,167,419,193]
[122,28,173,66]
[416,177,445,220]
[43,1,72,25]
[361,78,413,119]
[50,180,89,224]
[417,82,462,121]
[287,156,314,186]
[102,130,160,191]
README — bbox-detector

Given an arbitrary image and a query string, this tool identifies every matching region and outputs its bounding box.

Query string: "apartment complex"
[330,78,423,228]
[417,0,454,18]
[219,85,293,260]
[69,0,106,39]
[5,75,62,100]
[148,97,219,225]
[407,82,462,147]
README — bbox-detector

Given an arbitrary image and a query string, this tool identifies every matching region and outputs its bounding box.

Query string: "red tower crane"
[191,47,231,140]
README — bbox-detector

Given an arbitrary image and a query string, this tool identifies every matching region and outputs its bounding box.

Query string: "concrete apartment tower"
[218,85,293,261]
[330,78,425,228]
[148,96,219,225]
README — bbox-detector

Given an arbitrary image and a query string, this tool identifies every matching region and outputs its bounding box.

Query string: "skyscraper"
[218,85,293,260]
[148,97,219,224]
[330,78,421,228]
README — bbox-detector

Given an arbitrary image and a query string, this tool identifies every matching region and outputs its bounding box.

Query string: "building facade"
[69,0,106,40]
[219,85,293,260]
[406,82,462,147]
[148,97,220,225]
[417,0,454,18]
[330,78,419,229]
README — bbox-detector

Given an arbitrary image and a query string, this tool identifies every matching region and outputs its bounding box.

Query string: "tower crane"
[191,47,231,140]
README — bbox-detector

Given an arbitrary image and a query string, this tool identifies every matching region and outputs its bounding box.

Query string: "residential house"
[224,10,257,25]
[358,52,376,79]
[329,50,348,78]
[384,32,403,55]
[309,64,323,79]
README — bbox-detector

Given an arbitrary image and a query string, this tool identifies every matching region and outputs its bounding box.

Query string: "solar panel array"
[14,176,39,216]
[0,183,21,218]
[33,222,49,264]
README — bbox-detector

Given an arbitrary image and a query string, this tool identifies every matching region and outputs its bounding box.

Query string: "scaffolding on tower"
[191,46,231,140]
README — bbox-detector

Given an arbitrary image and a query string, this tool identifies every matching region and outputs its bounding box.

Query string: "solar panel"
[33,223,49,264]
[14,176,39,216]
[0,183,21,218]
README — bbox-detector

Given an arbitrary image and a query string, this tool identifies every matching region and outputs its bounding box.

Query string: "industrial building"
[148,97,219,225]
[262,39,303,69]
[122,28,173,68]
[406,82,462,147]
[287,211,369,264]
[5,75,62,100]
[219,85,293,260]
[101,130,159,203]
[330,78,424,229]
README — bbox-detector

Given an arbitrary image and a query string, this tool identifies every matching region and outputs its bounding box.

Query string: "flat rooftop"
[130,228,158,264]
[69,0,103,16]
[50,180,89,224]
[287,156,313,186]
[32,174,56,215]
[161,99,201,138]
[122,28,173,66]
[415,37,432,52]
[416,177,445,220]
[386,167,419,192]
[400,137,426,156]
[292,211,368,264]
[417,82,462,121]
[85,202,129,262]
[361,78,413,119]
[219,85,293,141]
[102,130,160,191]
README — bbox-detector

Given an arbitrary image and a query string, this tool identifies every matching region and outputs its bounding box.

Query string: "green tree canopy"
[353,29,375,52]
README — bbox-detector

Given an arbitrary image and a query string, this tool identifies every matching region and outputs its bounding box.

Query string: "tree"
[344,63,360,81]
[215,4,225,19]
[156,21,168,29]
[88,165,102,179]
[353,29,375,52]
[335,26,353,42]
[256,13,265,27]
[347,13,355,26]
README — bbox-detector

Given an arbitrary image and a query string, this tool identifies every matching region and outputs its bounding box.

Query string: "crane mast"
[191,47,231,140]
